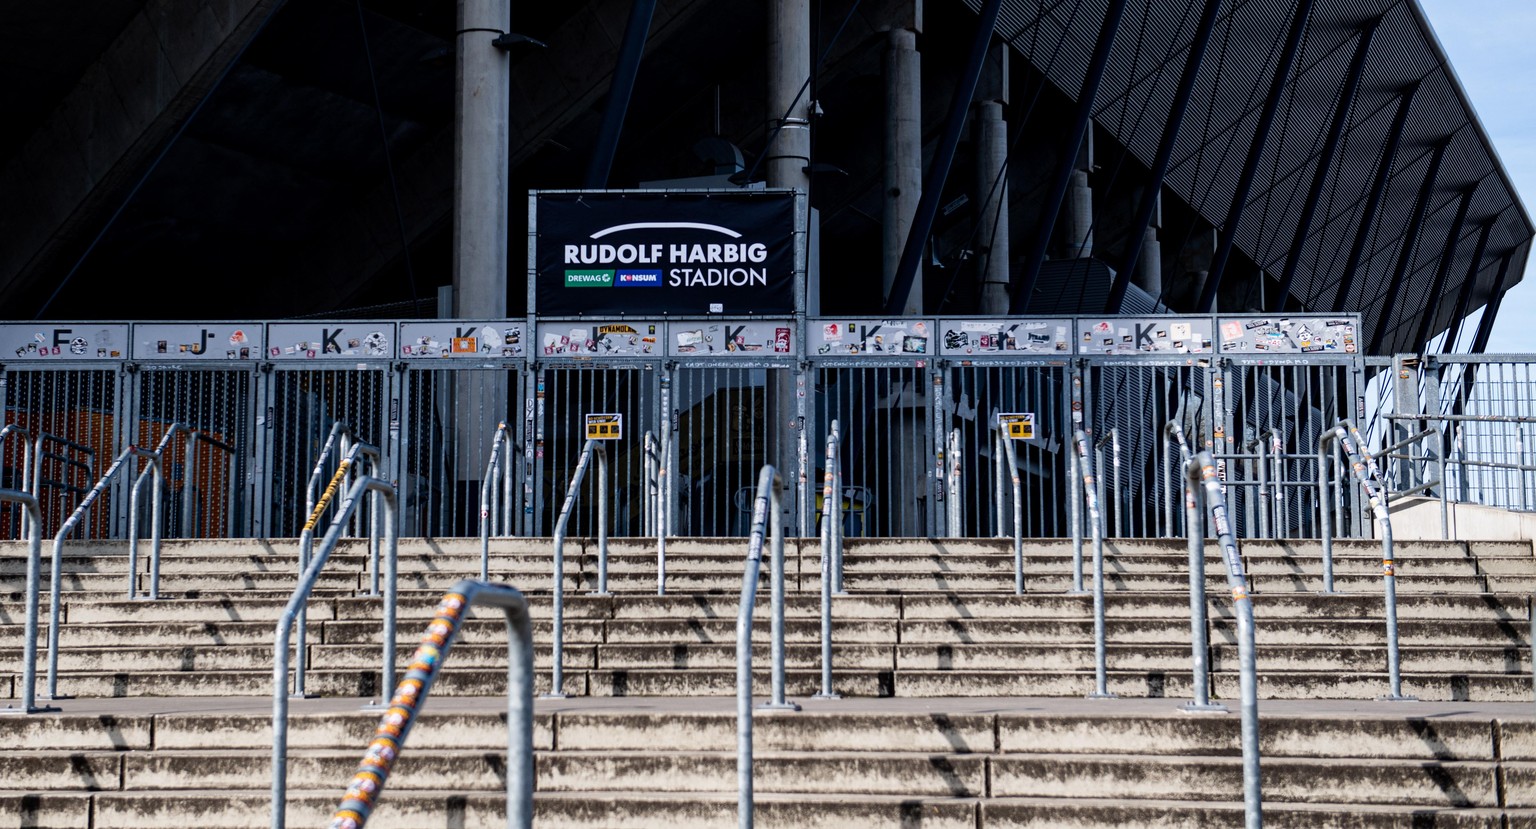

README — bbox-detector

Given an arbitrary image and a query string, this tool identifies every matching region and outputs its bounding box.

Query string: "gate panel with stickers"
[938,318,1075,538]
[1077,316,1219,539]
[128,323,263,538]
[0,323,129,539]
[261,323,395,538]
[808,319,935,538]
[533,320,662,537]
[666,319,798,537]
[398,321,529,538]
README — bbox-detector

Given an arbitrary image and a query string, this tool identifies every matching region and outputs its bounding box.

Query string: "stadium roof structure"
[0,0,1529,355]
[968,0,1532,352]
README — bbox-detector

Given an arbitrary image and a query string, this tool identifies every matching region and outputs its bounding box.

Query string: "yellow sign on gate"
[999,412,1035,441]
[585,413,623,440]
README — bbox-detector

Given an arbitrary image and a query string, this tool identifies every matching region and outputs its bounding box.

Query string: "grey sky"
[1418,0,1536,354]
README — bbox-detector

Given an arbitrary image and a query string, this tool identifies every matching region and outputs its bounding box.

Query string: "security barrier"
[21,313,1533,545]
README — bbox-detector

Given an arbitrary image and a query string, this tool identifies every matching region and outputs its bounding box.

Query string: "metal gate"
[534,363,658,537]
[944,360,1072,538]
[130,365,256,537]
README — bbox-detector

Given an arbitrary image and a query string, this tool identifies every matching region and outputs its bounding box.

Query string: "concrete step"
[982,797,1508,828]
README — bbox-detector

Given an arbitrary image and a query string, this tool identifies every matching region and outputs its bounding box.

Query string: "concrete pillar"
[454,0,510,317]
[1065,170,1094,259]
[974,101,1010,314]
[884,29,922,314]
[1134,227,1162,300]
[768,0,810,529]
[768,0,812,193]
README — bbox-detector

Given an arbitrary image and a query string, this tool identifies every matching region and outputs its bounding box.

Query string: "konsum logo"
[562,222,771,287]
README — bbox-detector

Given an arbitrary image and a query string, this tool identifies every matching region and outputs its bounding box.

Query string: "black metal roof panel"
[965,0,1532,353]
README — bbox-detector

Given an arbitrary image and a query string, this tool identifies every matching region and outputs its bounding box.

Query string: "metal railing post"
[326,580,535,829]
[1317,428,1341,593]
[1187,452,1262,829]
[831,421,845,593]
[1335,421,1414,701]
[816,422,840,699]
[548,439,605,698]
[126,455,164,600]
[0,488,50,714]
[0,425,35,537]
[595,444,610,596]
[946,428,962,535]
[737,465,798,829]
[272,475,398,829]
[1168,423,1223,713]
[478,422,510,581]
[1074,429,1115,699]
[1068,447,1086,593]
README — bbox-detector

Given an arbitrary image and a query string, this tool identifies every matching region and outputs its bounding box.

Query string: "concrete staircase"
[1,533,1534,827]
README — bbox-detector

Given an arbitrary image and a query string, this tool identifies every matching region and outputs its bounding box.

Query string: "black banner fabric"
[535,191,797,315]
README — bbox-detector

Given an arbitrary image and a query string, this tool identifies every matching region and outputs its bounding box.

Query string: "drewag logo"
[564,270,614,288]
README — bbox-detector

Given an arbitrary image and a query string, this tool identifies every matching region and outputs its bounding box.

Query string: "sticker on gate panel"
[585,413,623,440]
[999,413,1035,441]
[2,324,128,360]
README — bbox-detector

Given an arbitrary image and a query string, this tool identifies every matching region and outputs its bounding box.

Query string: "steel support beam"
[1107,0,1225,313]
[885,0,1004,316]
[1412,184,1477,353]
[1368,138,1450,354]
[1277,17,1379,312]
[1470,250,1514,354]
[1010,0,1132,314]
[1440,220,1493,352]
[1198,0,1316,312]
[584,0,659,188]
[1335,83,1419,311]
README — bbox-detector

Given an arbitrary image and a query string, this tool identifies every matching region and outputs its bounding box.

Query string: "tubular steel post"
[737,465,798,829]
[1268,429,1285,538]
[1316,427,1342,594]
[1336,422,1414,701]
[328,580,535,829]
[479,422,511,581]
[125,455,165,600]
[0,489,49,714]
[1188,452,1262,828]
[816,422,841,699]
[1251,434,1272,539]
[595,445,611,596]
[643,430,658,536]
[548,439,606,699]
[1069,368,1087,591]
[1075,429,1115,699]
[996,416,1024,595]
[1172,428,1223,713]
[993,420,1006,538]
[272,475,399,829]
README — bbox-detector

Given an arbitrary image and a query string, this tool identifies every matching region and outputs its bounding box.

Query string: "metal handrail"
[1072,429,1114,700]
[327,579,534,829]
[478,421,514,580]
[177,429,238,538]
[303,423,383,594]
[1244,429,1283,539]
[1184,451,1262,828]
[0,488,49,714]
[33,432,95,537]
[993,415,1024,595]
[643,430,659,537]
[0,424,36,537]
[272,474,398,829]
[1330,421,1415,701]
[44,442,166,699]
[1165,422,1223,714]
[815,421,842,699]
[737,465,797,829]
[548,438,609,699]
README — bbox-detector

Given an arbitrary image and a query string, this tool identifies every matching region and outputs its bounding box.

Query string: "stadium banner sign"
[132,323,263,361]
[0,323,129,361]
[533,190,797,316]
[400,321,526,360]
